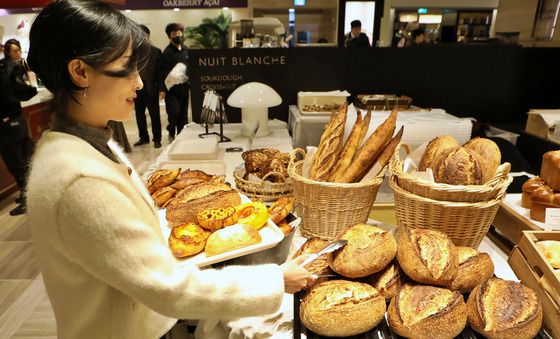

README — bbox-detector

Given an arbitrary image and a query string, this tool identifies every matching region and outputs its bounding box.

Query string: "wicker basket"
[390,175,511,248]
[234,167,293,201]
[288,157,385,240]
[390,143,512,202]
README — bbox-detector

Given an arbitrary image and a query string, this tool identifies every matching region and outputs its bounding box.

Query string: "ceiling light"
[173,8,180,12]
[223,7,229,10]
[125,9,132,13]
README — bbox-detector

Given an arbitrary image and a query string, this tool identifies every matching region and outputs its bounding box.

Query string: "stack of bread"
[298,226,543,338]
[418,135,502,185]
[309,105,403,183]
[167,196,296,259]
[147,168,228,209]
[521,150,560,222]
[390,135,512,248]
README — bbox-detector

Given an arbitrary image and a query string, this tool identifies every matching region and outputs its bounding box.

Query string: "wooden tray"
[508,231,560,339]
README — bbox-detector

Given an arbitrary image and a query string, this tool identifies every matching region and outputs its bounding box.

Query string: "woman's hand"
[281,255,314,294]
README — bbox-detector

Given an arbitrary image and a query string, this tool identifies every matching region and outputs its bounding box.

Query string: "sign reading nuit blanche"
[189,50,289,122]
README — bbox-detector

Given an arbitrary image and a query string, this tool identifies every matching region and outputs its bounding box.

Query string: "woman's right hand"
[280,255,314,294]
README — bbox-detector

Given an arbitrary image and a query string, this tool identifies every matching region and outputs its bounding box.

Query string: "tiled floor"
[0,116,167,339]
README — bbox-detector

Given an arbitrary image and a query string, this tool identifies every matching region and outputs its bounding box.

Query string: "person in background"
[407,28,426,47]
[344,20,371,47]
[133,24,164,149]
[0,38,37,216]
[26,1,313,338]
[162,22,189,142]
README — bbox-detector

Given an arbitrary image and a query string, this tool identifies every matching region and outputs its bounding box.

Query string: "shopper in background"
[0,38,37,216]
[133,24,164,149]
[344,20,371,47]
[26,1,312,338]
[407,28,426,47]
[162,22,189,142]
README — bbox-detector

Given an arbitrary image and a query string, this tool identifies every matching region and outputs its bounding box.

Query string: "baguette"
[330,112,366,181]
[310,105,347,181]
[309,113,335,179]
[359,110,372,147]
[367,126,404,178]
[339,110,397,183]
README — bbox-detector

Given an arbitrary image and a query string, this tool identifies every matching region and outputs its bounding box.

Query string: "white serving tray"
[502,193,545,229]
[158,194,284,267]
[157,160,226,177]
[168,138,219,160]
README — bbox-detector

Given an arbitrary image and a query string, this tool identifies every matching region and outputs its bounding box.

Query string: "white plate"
[157,160,226,177]
[502,193,545,229]
[159,194,284,267]
[168,138,219,160]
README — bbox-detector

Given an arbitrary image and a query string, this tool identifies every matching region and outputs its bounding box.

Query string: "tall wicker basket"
[390,175,510,248]
[288,159,385,240]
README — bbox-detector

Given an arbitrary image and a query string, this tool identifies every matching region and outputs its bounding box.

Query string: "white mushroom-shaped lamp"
[227,82,282,137]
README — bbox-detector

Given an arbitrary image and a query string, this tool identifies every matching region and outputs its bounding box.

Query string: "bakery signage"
[117,0,248,9]
[189,49,290,122]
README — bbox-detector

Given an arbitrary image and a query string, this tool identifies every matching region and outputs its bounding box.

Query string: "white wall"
[123,8,251,50]
[0,13,38,57]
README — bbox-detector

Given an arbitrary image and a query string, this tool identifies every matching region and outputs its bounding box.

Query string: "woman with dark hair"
[0,38,37,215]
[26,1,312,338]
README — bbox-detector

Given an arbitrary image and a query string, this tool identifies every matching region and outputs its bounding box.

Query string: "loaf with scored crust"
[397,227,458,287]
[300,280,386,337]
[467,278,542,339]
[166,183,241,226]
[388,284,467,339]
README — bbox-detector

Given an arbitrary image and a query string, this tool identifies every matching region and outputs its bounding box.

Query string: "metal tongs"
[299,239,348,268]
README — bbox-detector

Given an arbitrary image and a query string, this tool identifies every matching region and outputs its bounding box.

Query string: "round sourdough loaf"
[397,227,458,286]
[328,224,397,278]
[463,137,501,183]
[418,135,460,171]
[467,278,542,339]
[165,182,242,226]
[432,146,484,185]
[294,238,336,288]
[450,246,494,293]
[362,260,405,300]
[300,280,385,337]
[387,284,467,339]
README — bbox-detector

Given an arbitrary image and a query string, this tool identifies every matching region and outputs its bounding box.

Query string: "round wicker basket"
[233,167,293,202]
[288,156,386,240]
[390,143,512,202]
[390,175,511,248]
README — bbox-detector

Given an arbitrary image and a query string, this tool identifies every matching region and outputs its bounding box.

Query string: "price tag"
[544,208,560,230]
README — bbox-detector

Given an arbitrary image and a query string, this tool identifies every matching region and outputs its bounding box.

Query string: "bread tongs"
[299,239,348,267]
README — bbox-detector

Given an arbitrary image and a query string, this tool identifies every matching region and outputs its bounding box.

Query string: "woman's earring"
[82,87,88,97]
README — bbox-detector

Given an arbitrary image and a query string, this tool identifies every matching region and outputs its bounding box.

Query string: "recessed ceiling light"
[223,7,229,10]
[125,9,132,13]
[173,8,180,12]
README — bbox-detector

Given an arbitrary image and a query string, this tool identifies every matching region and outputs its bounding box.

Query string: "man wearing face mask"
[162,23,189,142]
